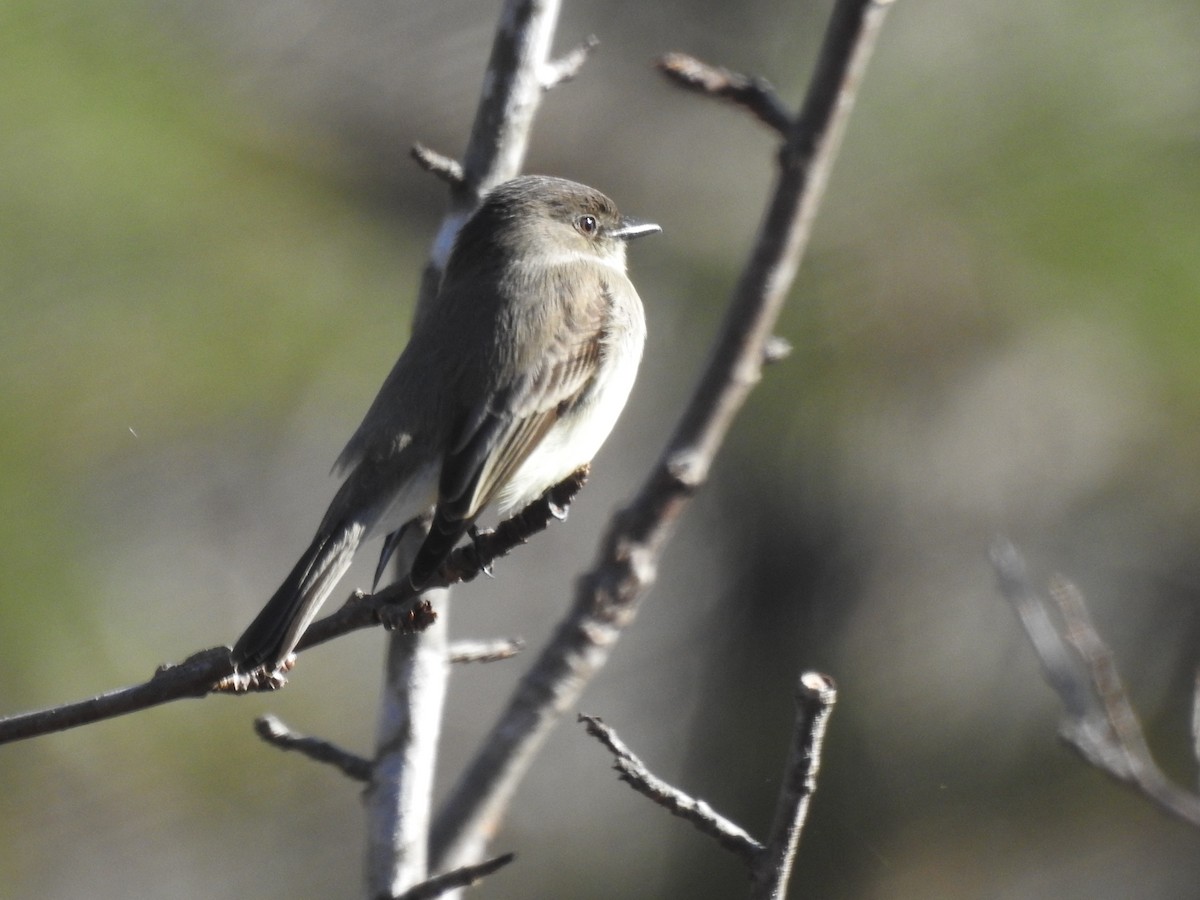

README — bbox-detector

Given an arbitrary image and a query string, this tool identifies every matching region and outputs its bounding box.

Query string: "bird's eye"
[575,214,598,236]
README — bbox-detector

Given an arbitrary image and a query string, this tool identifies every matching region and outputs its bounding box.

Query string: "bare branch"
[410,144,464,186]
[387,853,515,900]
[448,639,525,664]
[749,673,838,899]
[579,714,763,863]
[253,714,372,782]
[540,34,598,89]
[990,537,1200,829]
[0,471,586,747]
[656,52,792,136]
[432,0,895,872]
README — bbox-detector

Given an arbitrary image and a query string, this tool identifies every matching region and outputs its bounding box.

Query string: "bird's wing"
[444,299,606,519]
[408,280,611,585]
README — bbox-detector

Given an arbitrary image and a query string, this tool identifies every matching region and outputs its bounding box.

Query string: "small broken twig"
[254,713,372,782]
[540,34,599,88]
[448,639,525,664]
[411,144,464,186]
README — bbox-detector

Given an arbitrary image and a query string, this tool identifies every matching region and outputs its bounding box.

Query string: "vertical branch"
[366,0,566,895]
[432,0,895,873]
[365,532,450,897]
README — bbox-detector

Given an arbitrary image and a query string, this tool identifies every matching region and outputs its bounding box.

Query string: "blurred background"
[3,0,1200,897]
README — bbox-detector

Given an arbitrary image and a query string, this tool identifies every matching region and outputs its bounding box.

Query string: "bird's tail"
[231,522,364,674]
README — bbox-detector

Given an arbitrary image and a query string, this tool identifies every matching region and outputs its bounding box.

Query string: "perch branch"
[0,470,586,746]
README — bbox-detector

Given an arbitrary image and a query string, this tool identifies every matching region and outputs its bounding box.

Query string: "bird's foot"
[215,655,295,693]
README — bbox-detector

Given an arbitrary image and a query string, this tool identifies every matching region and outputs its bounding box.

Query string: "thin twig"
[749,673,838,899]
[990,537,1200,829]
[0,471,587,746]
[254,714,372,782]
[657,52,792,136]
[431,0,895,872]
[579,714,763,862]
[449,639,525,664]
[388,853,515,900]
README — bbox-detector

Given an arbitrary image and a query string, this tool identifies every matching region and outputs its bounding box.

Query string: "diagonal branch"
[431,0,896,872]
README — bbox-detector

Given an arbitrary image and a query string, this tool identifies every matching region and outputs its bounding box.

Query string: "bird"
[230,175,660,679]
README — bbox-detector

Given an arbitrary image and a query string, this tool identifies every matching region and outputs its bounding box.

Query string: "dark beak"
[611,216,662,241]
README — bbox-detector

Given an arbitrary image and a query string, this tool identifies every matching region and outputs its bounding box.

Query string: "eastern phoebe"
[231,175,659,677]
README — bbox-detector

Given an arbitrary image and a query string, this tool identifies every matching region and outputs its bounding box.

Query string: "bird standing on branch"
[232,175,660,680]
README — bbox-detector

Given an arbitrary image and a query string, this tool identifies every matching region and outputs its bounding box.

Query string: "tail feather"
[232,522,364,673]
